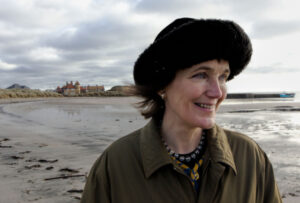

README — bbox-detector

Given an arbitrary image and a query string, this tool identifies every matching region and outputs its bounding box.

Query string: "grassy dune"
[0,89,62,99]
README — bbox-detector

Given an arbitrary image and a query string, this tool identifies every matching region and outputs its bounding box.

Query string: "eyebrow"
[191,66,230,74]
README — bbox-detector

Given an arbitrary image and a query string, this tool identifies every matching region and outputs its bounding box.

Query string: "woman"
[81,18,282,203]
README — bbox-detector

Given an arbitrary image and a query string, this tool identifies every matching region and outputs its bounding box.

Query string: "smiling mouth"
[194,103,214,110]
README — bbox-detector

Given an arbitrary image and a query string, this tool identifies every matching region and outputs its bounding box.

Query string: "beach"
[0,97,299,203]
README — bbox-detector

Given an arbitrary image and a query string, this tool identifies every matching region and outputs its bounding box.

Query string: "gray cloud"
[245,65,300,74]
[0,0,299,92]
[0,66,56,89]
[135,0,194,13]
[250,20,300,39]
[135,0,273,19]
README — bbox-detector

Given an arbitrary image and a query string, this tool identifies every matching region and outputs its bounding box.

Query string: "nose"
[206,79,223,99]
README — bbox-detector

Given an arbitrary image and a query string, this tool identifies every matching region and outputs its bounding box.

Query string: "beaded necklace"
[162,131,206,191]
[163,131,206,166]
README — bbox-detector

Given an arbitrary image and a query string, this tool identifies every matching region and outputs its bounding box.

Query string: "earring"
[160,92,166,100]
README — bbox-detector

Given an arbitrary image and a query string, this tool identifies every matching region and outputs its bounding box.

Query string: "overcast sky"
[0,0,299,92]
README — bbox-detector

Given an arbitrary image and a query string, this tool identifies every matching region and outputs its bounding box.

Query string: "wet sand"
[0,97,299,202]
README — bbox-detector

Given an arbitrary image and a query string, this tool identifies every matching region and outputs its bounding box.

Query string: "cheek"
[186,83,207,98]
[218,85,227,104]
[222,84,227,98]
[170,81,198,99]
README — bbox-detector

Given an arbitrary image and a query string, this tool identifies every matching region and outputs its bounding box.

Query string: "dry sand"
[0,97,299,203]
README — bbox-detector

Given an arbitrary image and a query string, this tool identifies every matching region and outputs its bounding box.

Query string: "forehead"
[182,59,230,74]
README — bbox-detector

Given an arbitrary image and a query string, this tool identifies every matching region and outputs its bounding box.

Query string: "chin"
[194,118,215,129]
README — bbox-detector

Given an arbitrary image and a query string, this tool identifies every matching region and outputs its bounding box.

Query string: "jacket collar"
[140,119,237,178]
[205,125,237,175]
[140,119,173,178]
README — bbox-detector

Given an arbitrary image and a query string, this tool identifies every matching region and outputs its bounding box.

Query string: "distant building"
[109,85,134,95]
[56,81,79,96]
[56,81,104,96]
[81,85,105,93]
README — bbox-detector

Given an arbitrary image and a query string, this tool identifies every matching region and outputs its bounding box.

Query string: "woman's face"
[163,59,230,129]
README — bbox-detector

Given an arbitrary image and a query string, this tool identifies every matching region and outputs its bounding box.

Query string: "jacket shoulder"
[81,129,144,203]
[223,128,262,152]
[88,128,144,180]
[104,128,142,159]
[222,128,282,202]
[222,128,268,166]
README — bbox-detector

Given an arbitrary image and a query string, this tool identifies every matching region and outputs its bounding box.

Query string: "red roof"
[66,84,75,89]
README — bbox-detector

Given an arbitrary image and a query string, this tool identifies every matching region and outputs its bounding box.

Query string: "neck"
[161,114,203,154]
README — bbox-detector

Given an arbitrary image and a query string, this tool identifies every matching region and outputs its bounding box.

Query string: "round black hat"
[133,18,252,89]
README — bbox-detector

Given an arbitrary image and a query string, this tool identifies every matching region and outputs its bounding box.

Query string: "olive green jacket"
[81,120,282,203]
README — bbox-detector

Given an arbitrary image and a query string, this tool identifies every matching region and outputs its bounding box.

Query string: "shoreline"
[1,97,300,112]
[0,97,48,104]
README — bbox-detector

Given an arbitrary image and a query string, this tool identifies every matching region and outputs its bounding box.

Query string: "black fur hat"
[133,18,252,90]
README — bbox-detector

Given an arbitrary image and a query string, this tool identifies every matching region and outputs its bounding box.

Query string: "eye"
[219,73,229,82]
[192,72,207,79]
